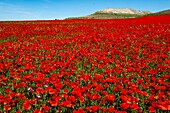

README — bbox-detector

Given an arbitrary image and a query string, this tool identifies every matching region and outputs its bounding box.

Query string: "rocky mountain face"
[98,8,151,15]
[65,8,151,19]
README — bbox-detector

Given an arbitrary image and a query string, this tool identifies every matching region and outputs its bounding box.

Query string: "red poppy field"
[0,15,170,113]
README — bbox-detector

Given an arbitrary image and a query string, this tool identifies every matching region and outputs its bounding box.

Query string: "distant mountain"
[66,8,151,19]
[147,9,170,16]
[97,8,150,15]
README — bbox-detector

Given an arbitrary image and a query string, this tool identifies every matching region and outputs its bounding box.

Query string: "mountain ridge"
[65,8,169,19]
[97,8,151,15]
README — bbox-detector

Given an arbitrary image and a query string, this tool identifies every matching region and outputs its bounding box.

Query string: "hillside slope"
[66,8,151,19]
[147,9,170,16]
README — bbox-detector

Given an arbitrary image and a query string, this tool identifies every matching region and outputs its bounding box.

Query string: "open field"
[0,15,170,113]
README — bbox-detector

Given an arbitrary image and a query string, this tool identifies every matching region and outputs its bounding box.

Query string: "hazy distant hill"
[146,9,170,16]
[66,8,151,19]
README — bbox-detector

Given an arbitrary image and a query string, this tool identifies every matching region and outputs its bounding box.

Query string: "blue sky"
[0,0,169,20]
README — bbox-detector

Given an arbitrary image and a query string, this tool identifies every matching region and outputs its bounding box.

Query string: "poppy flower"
[79,96,84,103]
[73,108,85,113]
[108,106,115,113]
[148,106,156,112]
[120,103,130,110]
[33,109,44,113]
[42,104,50,112]
[130,103,139,110]
[4,105,11,111]
[107,94,115,102]
[91,105,100,112]
[23,100,31,110]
